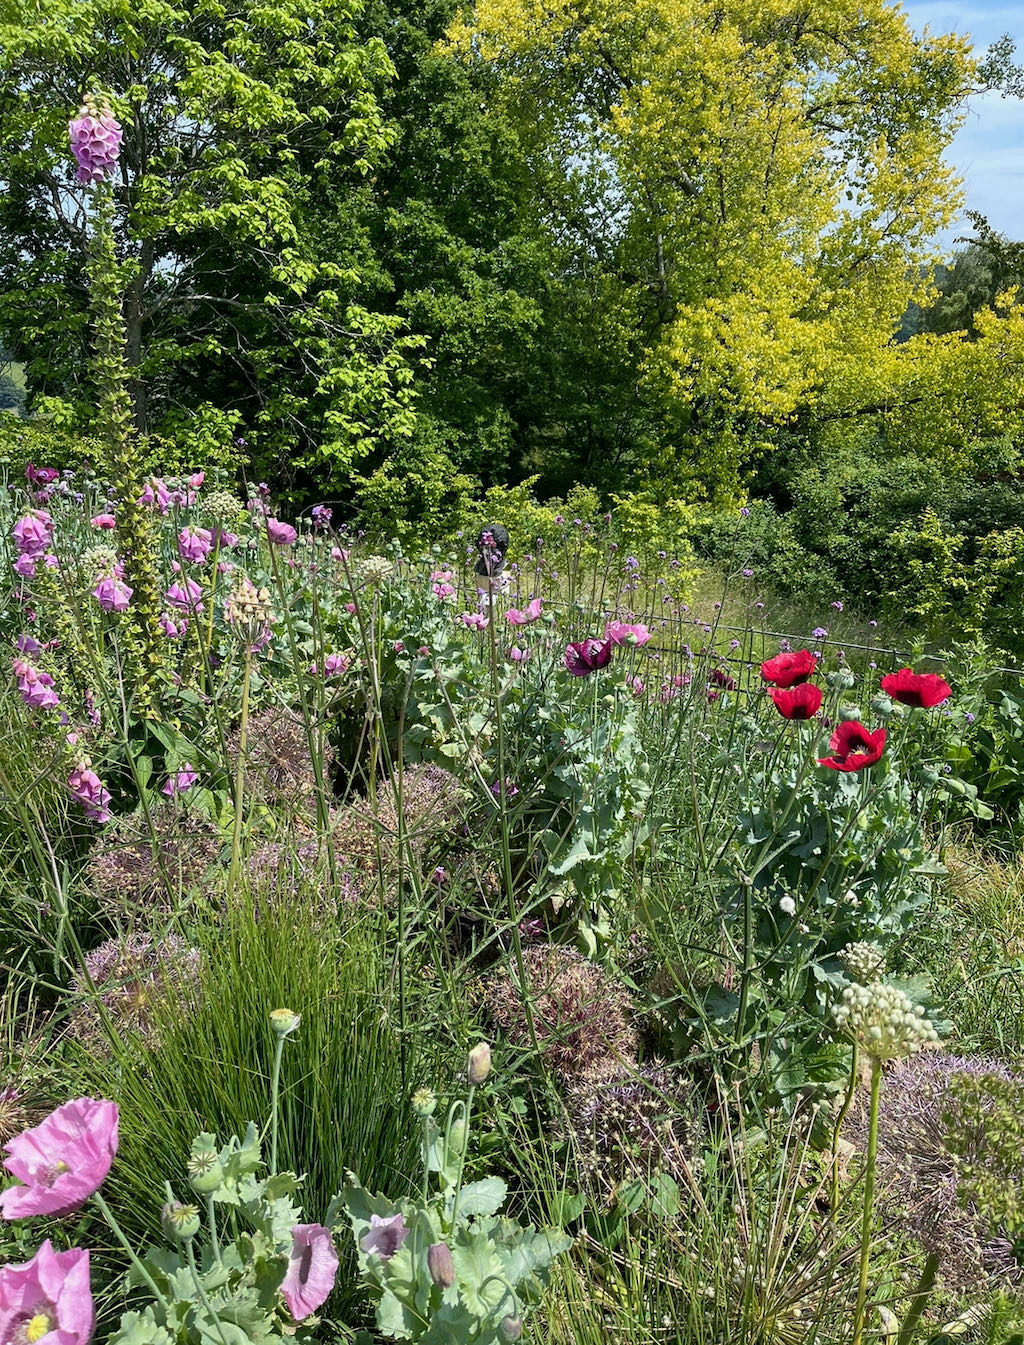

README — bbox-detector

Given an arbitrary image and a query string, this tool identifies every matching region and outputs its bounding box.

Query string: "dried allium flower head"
[568,1062,702,1199]
[357,555,393,586]
[87,802,220,918]
[844,1052,1023,1290]
[329,764,463,888]
[245,838,359,911]
[486,945,638,1086]
[228,707,332,811]
[69,931,202,1045]
[840,941,886,984]
[834,981,938,1060]
[0,1085,41,1146]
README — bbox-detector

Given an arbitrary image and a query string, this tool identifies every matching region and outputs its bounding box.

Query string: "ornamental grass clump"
[486,945,638,1087]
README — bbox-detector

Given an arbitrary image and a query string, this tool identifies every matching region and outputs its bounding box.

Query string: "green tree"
[0,0,417,484]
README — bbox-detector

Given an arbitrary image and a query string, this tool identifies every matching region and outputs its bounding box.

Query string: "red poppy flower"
[770,683,822,720]
[879,667,952,709]
[563,638,613,677]
[760,649,816,687]
[818,721,886,772]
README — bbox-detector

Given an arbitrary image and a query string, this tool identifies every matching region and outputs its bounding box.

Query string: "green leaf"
[449,1176,507,1219]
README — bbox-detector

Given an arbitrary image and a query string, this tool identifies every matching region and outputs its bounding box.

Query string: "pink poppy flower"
[93,575,133,613]
[604,620,651,646]
[281,1223,339,1319]
[506,597,543,626]
[188,471,205,490]
[359,1212,409,1262]
[0,1098,118,1218]
[90,513,116,530]
[0,1239,94,1344]
[459,612,488,630]
[509,646,529,662]
[178,526,213,565]
[563,638,613,677]
[266,518,297,546]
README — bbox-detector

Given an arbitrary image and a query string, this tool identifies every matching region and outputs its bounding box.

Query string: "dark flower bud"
[427,1240,455,1288]
[500,1315,524,1340]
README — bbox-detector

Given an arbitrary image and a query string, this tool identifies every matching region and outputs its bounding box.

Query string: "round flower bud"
[411,1087,437,1119]
[427,1241,455,1288]
[839,942,886,985]
[269,1008,301,1038]
[161,1200,201,1242]
[467,1042,492,1085]
[833,982,938,1061]
[499,1316,524,1341]
[447,1119,467,1155]
[187,1149,224,1194]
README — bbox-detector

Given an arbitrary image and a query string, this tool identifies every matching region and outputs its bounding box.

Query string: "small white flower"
[779,896,796,917]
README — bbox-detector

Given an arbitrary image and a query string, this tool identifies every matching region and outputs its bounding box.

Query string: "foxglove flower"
[564,638,613,677]
[68,762,112,825]
[178,525,213,565]
[0,1097,118,1218]
[165,578,204,614]
[0,1240,94,1344]
[281,1223,339,1319]
[68,96,122,184]
[880,667,952,709]
[12,660,60,712]
[12,510,53,558]
[92,575,132,613]
[159,612,188,639]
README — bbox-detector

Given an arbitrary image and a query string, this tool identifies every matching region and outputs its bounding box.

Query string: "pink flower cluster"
[459,612,488,630]
[68,762,112,825]
[178,525,213,565]
[12,510,56,578]
[12,657,60,711]
[310,653,350,678]
[93,574,132,613]
[68,102,122,185]
[431,569,455,600]
[138,473,204,514]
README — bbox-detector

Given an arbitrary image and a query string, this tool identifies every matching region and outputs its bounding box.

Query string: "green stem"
[270,1031,285,1176]
[226,646,252,901]
[91,1190,170,1311]
[832,1041,859,1212]
[186,1238,230,1345]
[207,1191,222,1265]
[853,1054,883,1345]
[449,1084,476,1229]
[897,1251,940,1345]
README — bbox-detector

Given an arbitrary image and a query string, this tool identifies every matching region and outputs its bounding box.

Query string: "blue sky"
[899,0,1024,250]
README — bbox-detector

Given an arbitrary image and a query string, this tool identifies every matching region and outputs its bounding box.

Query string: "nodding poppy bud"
[447,1119,467,1156]
[161,1201,201,1242]
[467,1042,491,1086]
[499,1316,523,1341]
[427,1241,455,1288]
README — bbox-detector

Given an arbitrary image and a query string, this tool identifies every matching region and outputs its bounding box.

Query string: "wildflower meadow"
[4,32,1024,1345]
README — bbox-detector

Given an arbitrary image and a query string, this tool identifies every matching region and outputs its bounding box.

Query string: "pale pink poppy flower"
[0,1097,118,1218]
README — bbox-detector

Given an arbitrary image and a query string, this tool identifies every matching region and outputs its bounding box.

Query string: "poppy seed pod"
[427,1241,455,1288]
[467,1042,492,1085]
[161,1201,201,1242]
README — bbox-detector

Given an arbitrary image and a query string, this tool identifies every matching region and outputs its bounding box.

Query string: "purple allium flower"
[68,762,112,824]
[739,507,750,517]
[93,575,133,613]
[831,601,844,611]
[360,1213,409,1262]
[68,97,122,184]
[178,525,213,565]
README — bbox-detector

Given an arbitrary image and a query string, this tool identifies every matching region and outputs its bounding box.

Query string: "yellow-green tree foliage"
[447,0,983,500]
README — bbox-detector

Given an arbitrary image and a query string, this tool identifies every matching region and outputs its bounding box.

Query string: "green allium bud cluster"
[840,941,887,984]
[224,576,274,645]
[358,555,393,586]
[203,489,243,523]
[834,982,938,1060]
[81,543,120,582]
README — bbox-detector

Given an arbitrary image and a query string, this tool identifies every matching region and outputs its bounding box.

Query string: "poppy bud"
[499,1315,524,1340]
[427,1241,455,1288]
[187,1148,224,1194]
[161,1200,201,1242]
[412,1087,437,1118]
[447,1119,467,1155]
[467,1042,492,1085]
[269,1008,301,1038]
